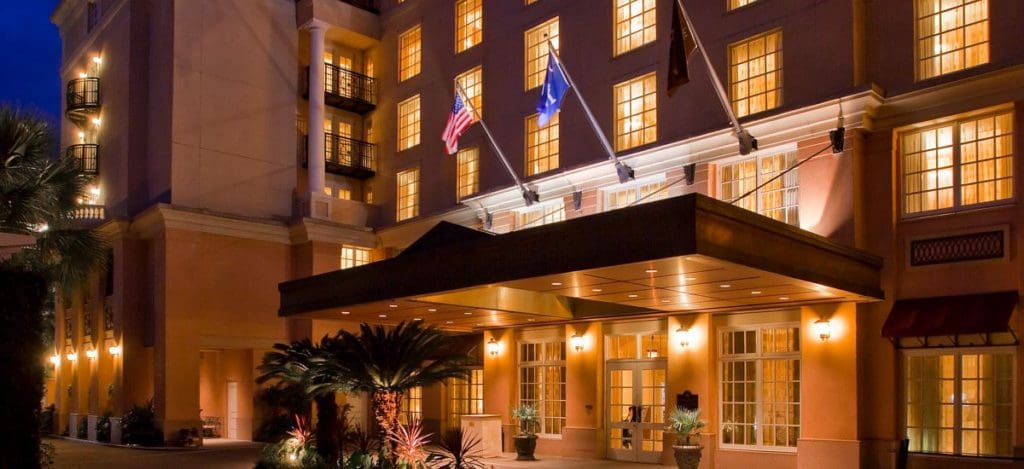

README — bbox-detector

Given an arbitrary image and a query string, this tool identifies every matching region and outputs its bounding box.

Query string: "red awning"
[882,291,1018,338]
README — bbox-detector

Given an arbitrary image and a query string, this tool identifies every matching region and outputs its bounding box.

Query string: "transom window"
[447,368,484,429]
[607,333,668,360]
[719,325,800,450]
[457,147,480,201]
[718,152,799,225]
[614,72,658,151]
[519,340,567,436]
[340,246,371,269]
[729,30,782,118]
[900,109,1013,216]
[399,25,422,81]
[396,167,420,222]
[400,386,423,424]
[525,113,560,176]
[456,66,483,117]
[915,0,989,80]
[614,0,657,56]
[904,349,1014,456]
[398,95,421,151]
[603,175,668,211]
[728,0,757,10]
[524,18,560,90]
[455,0,483,53]
[517,201,565,229]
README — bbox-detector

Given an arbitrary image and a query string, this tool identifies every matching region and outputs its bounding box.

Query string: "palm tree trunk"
[0,270,47,469]
[371,389,404,457]
[313,393,339,464]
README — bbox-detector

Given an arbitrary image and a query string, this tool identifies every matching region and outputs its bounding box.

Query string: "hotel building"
[48,0,1024,467]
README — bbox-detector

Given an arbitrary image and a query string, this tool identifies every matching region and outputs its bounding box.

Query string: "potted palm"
[667,408,706,469]
[510,404,539,461]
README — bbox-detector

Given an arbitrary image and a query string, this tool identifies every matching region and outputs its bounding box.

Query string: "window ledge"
[899,201,1016,224]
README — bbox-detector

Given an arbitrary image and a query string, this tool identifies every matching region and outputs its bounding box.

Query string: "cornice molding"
[129,204,292,245]
[289,218,376,247]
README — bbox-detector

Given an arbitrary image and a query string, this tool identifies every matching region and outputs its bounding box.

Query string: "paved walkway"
[485,453,673,468]
[49,437,261,469]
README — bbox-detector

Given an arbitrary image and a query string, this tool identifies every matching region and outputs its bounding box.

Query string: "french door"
[607,360,667,463]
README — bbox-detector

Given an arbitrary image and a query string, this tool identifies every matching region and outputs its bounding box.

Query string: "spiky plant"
[387,420,432,469]
[667,408,707,446]
[428,427,486,469]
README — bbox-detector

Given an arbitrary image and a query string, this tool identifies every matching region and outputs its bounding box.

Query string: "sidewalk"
[484,453,673,468]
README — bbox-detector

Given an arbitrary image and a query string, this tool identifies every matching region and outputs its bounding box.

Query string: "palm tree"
[256,338,343,464]
[320,321,474,442]
[0,106,106,469]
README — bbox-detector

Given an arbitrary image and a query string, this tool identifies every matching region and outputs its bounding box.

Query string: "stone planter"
[513,434,537,461]
[673,445,702,469]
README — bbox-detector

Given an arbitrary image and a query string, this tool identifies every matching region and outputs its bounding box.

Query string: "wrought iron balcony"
[66,144,99,176]
[72,204,105,221]
[338,0,379,14]
[306,64,377,114]
[302,132,377,180]
[66,77,100,123]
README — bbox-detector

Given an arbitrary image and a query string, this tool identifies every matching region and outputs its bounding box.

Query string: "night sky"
[0,1,62,126]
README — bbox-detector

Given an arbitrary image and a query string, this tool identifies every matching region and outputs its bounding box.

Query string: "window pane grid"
[396,168,420,221]
[524,18,559,90]
[729,0,758,10]
[399,25,422,81]
[398,95,421,151]
[448,369,484,429]
[340,246,371,269]
[457,147,480,200]
[614,73,658,151]
[729,30,782,118]
[719,152,799,226]
[526,113,560,176]
[614,0,657,56]
[959,112,1013,205]
[519,341,567,436]
[518,201,565,229]
[916,0,989,80]
[400,386,423,424]
[604,178,668,210]
[455,0,483,53]
[456,66,483,118]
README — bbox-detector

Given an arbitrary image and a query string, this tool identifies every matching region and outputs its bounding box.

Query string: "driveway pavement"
[49,438,261,469]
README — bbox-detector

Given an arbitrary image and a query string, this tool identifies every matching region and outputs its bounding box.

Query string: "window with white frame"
[340,246,371,269]
[719,325,800,450]
[519,340,566,436]
[718,151,799,225]
[517,201,565,230]
[447,368,484,429]
[400,386,423,424]
[603,174,668,211]
[904,349,1014,457]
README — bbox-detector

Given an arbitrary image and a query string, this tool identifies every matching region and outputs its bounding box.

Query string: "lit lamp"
[486,338,499,357]
[92,56,103,65]
[814,319,831,341]
[677,328,692,348]
[66,352,78,362]
[108,345,122,356]
[570,334,584,352]
[86,349,98,360]
[49,355,60,365]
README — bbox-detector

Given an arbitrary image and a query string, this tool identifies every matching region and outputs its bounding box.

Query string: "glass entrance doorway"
[607,332,667,463]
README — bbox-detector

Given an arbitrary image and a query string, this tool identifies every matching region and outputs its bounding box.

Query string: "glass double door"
[607,360,667,463]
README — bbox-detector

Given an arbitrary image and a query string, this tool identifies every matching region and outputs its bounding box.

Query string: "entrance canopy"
[279,194,883,331]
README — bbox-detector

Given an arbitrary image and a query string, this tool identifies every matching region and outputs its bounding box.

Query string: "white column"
[307,22,327,198]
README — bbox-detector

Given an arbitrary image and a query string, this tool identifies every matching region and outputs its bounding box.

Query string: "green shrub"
[76,415,88,439]
[39,404,55,435]
[96,411,113,442]
[121,401,163,446]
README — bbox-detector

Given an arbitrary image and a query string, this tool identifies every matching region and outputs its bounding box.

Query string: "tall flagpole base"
[521,189,540,206]
[615,162,635,184]
[737,130,758,155]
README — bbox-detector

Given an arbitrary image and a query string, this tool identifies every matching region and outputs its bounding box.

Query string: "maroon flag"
[667,0,698,97]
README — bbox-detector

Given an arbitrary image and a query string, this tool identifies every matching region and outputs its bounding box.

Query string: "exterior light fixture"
[486,338,499,357]
[86,349,98,359]
[91,117,102,127]
[108,345,122,355]
[67,352,78,361]
[78,72,88,78]
[49,355,60,365]
[570,334,584,352]
[92,56,103,65]
[677,328,692,348]
[814,319,831,341]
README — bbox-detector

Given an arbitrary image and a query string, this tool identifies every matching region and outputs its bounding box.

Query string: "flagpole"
[675,0,757,155]
[545,39,635,184]
[454,80,539,206]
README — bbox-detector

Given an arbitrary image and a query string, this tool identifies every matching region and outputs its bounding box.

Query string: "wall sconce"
[49,355,60,365]
[486,338,499,357]
[78,72,88,79]
[108,345,122,356]
[86,349,98,360]
[66,352,78,362]
[677,327,692,348]
[814,319,831,341]
[570,334,584,352]
[92,56,103,65]
[91,117,102,127]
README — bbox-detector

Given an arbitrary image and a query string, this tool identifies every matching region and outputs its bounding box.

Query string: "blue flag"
[536,52,570,127]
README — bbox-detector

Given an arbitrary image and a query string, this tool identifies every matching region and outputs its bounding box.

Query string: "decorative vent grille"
[910,230,1004,266]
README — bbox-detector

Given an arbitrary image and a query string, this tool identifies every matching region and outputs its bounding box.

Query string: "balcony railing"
[338,0,379,14]
[306,64,377,114]
[72,204,105,221]
[66,144,99,176]
[302,132,377,179]
[66,77,100,123]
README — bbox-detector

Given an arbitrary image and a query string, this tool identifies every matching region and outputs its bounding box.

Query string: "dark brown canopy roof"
[882,291,1018,338]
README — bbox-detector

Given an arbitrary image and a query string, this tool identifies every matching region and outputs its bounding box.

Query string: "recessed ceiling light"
[661,299,672,303]
[378,314,387,318]
[527,318,536,322]
[686,277,697,281]
[445,320,454,324]
[389,304,398,308]
[628,294,639,298]
[427,308,437,312]
[779,296,790,300]
[719,284,731,288]
[751,291,762,295]
[476,323,483,327]
[341,311,350,315]
[551,282,563,286]
[645,269,658,274]
[413,318,422,321]
[592,288,603,292]
[464,312,473,315]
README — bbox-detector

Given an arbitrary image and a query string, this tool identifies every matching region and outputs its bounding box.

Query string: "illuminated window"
[398,95,421,151]
[526,0,540,4]
[340,246,371,269]
[606,333,668,360]
[901,109,1013,215]
[457,147,480,201]
[399,25,422,81]
[603,175,668,211]
[400,386,423,424]
[456,66,483,117]
[719,152,799,225]
[448,369,484,429]
[904,350,1014,456]
[396,168,420,221]
[728,0,757,10]
[916,0,989,80]
[614,73,658,151]
[525,113,559,176]
[729,30,782,118]
[519,340,566,436]
[720,325,800,449]
[517,201,564,229]
[455,0,483,53]
[614,0,657,56]
[524,18,559,90]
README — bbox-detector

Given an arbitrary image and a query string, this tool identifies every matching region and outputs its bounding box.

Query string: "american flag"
[442,93,475,155]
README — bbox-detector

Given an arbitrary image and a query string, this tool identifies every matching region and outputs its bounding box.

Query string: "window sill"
[899,200,1016,223]
[909,452,1021,462]
[717,445,798,454]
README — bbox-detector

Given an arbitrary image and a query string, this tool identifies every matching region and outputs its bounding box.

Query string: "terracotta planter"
[673,445,702,469]
[513,434,538,461]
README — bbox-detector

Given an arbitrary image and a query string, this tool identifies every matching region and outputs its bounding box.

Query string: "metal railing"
[324,63,377,108]
[325,132,377,174]
[72,204,105,221]
[66,78,100,117]
[66,144,99,176]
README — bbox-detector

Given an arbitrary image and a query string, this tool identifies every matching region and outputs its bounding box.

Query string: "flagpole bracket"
[737,130,758,156]
[615,162,635,184]
[521,189,540,206]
